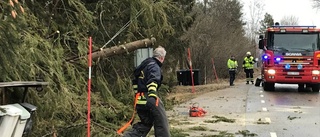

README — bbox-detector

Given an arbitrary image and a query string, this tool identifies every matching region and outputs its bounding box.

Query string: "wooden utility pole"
[67,37,156,62]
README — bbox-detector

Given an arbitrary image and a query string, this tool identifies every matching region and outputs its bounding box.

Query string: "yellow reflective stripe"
[148,87,157,92]
[133,84,138,93]
[133,84,138,90]
[139,71,144,79]
[137,93,147,104]
[147,82,158,89]
[137,100,147,104]
[148,93,157,98]
[137,96,146,100]
[147,82,158,92]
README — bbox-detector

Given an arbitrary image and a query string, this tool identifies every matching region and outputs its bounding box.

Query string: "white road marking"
[262,107,268,111]
[270,132,277,137]
[260,94,264,97]
[261,100,265,103]
[265,117,271,123]
[260,90,263,93]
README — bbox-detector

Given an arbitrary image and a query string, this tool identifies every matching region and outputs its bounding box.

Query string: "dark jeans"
[123,96,170,137]
[229,70,236,85]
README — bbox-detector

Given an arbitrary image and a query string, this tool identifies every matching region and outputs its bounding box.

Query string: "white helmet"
[246,52,251,55]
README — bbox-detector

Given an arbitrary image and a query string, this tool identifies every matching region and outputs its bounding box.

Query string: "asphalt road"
[246,84,320,137]
[167,83,320,137]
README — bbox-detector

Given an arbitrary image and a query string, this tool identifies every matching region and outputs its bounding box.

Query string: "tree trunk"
[67,37,156,62]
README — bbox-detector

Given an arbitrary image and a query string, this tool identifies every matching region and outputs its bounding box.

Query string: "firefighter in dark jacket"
[227,55,238,86]
[123,46,170,137]
[243,52,256,84]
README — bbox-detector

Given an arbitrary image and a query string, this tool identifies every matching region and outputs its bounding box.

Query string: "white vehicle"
[0,81,48,137]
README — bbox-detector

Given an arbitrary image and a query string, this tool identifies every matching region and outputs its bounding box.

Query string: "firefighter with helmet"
[243,51,256,84]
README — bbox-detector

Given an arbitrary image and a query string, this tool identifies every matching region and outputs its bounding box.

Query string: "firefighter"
[122,46,170,137]
[227,55,238,86]
[243,52,256,84]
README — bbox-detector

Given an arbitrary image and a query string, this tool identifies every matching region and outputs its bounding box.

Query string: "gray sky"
[241,0,320,26]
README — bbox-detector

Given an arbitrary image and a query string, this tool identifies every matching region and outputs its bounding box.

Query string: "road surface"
[167,83,320,137]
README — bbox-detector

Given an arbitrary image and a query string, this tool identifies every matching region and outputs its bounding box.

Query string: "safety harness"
[116,93,139,135]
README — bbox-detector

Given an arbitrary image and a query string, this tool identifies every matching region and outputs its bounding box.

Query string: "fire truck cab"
[259,24,320,92]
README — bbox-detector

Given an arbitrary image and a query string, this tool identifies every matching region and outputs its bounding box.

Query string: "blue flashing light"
[285,64,291,69]
[263,55,268,60]
[297,64,303,70]
[275,57,281,62]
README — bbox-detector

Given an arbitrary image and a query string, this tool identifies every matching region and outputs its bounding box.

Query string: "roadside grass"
[203,115,236,123]
[235,130,258,136]
[189,126,208,131]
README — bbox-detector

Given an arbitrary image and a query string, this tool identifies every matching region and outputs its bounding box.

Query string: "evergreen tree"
[258,13,274,34]
[0,0,196,136]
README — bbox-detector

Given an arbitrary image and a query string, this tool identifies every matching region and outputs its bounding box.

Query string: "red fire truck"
[259,25,320,92]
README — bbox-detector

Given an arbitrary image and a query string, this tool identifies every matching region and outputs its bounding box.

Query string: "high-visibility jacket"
[242,56,255,69]
[227,59,238,71]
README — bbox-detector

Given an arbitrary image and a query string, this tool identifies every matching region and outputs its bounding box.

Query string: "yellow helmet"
[246,52,251,55]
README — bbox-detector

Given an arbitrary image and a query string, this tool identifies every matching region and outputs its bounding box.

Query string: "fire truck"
[259,24,320,92]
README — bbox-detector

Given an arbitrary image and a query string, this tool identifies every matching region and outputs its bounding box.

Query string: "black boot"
[246,81,249,84]
[251,81,254,84]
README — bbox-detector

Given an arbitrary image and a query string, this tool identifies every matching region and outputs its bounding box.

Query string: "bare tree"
[245,0,265,42]
[312,0,320,9]
[280,15,299,25]
[182,0,252,83]
[245,0,265,67]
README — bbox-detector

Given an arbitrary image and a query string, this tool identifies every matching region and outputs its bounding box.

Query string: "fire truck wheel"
[263,82,275,91]
[311,84,320,92]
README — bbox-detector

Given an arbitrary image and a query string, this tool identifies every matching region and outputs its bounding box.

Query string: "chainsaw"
[189,102,207,117]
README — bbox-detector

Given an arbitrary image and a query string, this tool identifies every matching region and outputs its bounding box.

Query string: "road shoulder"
[167,82,253,136]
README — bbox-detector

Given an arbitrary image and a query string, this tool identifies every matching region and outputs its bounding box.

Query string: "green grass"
[203,115,236,123]
[170,128,190,137]
[189,126,208,131]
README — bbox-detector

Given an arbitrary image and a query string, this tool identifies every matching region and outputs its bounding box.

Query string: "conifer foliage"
[0,0,194,136]
[0,0,251,136]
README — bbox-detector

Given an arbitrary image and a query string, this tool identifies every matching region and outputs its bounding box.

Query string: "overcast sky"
[241,0,320,27]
